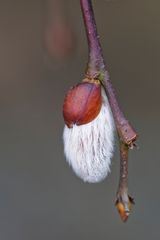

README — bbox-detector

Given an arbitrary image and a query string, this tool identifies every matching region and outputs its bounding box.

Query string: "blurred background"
[0,0,159,239]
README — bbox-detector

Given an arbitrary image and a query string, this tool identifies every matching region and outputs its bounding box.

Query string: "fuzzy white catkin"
[63,88,115,183]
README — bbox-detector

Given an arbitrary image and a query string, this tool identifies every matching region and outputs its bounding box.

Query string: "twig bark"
[80,0,137,221]
[115,142,134,222]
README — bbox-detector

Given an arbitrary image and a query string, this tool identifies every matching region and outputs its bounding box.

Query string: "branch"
[80,0,105,76]
[80,0,138,221]
[115,142,134,222]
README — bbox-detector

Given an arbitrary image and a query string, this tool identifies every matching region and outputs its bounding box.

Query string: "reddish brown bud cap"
[63,80,102,128]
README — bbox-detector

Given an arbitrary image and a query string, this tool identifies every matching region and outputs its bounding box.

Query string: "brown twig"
[115,142,134,222]
[80,0,138,221]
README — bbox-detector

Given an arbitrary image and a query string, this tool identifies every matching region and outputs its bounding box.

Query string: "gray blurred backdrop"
[0,0,159,239]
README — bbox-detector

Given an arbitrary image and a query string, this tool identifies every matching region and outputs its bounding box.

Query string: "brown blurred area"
[0,0,160,239]
[45,0,76,62]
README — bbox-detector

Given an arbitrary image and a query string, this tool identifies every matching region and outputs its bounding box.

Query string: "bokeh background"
[0,0,159,239]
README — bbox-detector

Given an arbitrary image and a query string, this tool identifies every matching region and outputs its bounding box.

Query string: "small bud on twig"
[116,193,134,222]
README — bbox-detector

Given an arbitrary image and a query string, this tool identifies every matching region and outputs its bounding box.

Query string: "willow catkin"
[63,88,115,183]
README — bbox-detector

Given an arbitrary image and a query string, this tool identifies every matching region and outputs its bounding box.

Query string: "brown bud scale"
[63,80,101,128]
[115,195,134,222]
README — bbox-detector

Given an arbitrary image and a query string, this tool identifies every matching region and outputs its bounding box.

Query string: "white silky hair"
[63,88,115,183]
